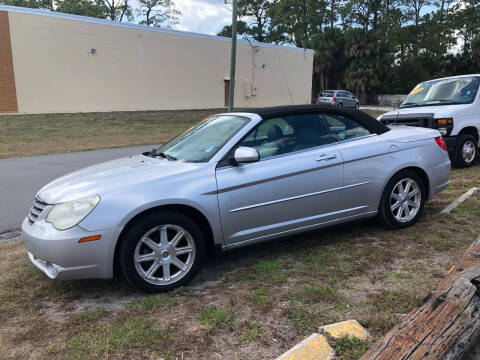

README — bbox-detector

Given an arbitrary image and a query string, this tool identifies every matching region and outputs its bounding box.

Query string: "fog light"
[439,127,448,136]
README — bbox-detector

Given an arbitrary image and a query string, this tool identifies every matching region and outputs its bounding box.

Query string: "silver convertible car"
[22,105,450,292]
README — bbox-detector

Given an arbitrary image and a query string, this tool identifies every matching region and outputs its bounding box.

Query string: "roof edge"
[0,5,314,54]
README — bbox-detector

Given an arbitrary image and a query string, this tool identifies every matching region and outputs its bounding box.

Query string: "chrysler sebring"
[22,105,450,292]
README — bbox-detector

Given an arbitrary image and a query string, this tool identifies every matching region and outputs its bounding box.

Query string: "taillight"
[435,136,447,151]
[332,97,337,102]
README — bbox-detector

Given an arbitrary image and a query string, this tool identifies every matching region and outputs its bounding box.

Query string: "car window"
[322,113,372,141]
[321,91,335,97]
[239,114,335,159]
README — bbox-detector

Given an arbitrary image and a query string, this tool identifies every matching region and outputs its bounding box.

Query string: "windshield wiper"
[145,150,177,161]
[399,102,419,108]
[156,152,177,161]
[426,99,460,105]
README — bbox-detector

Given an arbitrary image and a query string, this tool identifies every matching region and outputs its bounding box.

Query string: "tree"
[449,0,480,54]
[137,0,181,28]
[98,0,132,21]
[268,0,327,48]
[237,0,272,42]
[217,21,250,39]
[56,0,107,18]
[0,0,53,9]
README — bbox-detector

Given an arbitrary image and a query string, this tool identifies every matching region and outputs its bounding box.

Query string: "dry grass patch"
[0,109,224,158]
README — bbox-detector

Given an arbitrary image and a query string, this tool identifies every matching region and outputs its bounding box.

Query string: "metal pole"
[228,0,238,112]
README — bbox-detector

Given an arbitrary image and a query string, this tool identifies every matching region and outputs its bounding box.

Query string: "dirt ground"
[1,164,479,360]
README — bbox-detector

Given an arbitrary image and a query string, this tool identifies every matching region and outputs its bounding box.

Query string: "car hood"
[378,104,470,120]
[37,155,205,204]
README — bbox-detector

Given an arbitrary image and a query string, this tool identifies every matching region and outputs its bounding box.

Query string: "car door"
[215,114,344,247]
[322,112,392,217]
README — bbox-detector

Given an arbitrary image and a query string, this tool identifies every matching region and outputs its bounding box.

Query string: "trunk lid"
[381,125,440,143]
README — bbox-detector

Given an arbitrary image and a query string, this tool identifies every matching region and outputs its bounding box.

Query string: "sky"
[134,0,233,35]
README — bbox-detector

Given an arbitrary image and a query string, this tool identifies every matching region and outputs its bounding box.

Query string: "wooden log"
[361,236,480,360]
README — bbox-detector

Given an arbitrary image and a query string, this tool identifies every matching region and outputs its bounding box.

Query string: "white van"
[378,74,480,167]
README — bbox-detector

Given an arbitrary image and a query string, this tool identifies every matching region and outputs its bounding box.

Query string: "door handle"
[316,153,337,161]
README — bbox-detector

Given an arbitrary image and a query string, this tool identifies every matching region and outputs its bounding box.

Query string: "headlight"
[46,195,100,230]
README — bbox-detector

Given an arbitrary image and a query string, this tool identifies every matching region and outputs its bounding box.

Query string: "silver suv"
[317,90,360,109]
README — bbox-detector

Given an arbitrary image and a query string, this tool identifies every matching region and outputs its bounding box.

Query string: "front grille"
[27,197,48,224]
[381,114,434,129]
[382,118,427,127]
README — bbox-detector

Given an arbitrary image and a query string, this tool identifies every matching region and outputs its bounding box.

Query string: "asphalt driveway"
[0,145,153,235]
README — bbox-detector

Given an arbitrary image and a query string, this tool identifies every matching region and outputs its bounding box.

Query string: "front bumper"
[21,217,119,280]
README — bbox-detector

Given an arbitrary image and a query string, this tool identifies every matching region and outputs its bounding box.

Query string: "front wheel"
[119,211,205,293]
[452,134,477,168]
[378,170,426,229]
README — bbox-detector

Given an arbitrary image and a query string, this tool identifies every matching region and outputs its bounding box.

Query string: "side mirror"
[234,146,259,164]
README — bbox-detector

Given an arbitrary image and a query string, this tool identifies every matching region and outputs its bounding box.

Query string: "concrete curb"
[441,187,480,215]
[319,319,368,340]
[275,320,368,360]
[275,333,334,360]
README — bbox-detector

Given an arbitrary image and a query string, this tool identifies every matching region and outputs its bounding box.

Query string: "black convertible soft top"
[235,104,390,135]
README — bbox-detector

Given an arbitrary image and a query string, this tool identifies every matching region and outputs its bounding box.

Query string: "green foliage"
[137,0,181,28]
[56,0,107,18]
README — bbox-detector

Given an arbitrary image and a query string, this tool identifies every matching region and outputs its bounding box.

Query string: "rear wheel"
[120,211,205,293]
[378,170,426,229]
[338,102,343,107]
[355,102,360,109]
[452,134,477,168]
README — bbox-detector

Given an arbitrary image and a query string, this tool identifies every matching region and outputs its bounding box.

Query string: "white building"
[0,6,314,114]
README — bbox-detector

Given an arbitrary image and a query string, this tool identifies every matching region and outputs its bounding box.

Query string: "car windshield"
[400,76,480,108]
[152,115,249,162]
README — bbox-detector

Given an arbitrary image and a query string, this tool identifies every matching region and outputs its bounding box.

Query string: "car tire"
[119,210,205,293]
[355,102,360,109]
[338,102,343,107]
[378,170,426,229]
[452,134,477,168]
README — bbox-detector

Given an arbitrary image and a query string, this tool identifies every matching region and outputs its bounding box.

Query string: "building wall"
[0,11,18,113]
[1,7,313,114]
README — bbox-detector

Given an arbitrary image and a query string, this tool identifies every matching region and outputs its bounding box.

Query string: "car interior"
[239,113,372,159]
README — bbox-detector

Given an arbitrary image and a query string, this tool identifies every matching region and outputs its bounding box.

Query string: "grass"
[331,336,370,360]
[249,286,273,308]
[1,162,479,359]
[65,318,170,360]
[0,109,223,158]
[197,306,235,330]
[0,108,384,158]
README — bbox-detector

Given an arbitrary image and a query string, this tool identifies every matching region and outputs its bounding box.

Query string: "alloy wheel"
[462,140,476,164]
[134,224,196,286]
[390,178,421,223]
